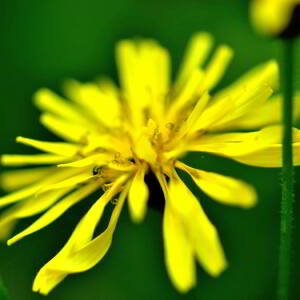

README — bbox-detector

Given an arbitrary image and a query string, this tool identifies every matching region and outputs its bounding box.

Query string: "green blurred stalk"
[278,39,295,300]
[0,276,9,300]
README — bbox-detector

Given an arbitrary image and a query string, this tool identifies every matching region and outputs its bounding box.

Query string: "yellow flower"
[1,33,300,295]
[250,0,300,36]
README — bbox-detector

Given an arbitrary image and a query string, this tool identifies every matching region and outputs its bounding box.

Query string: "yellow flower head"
[1,33,300,295]
[250,0,300,36]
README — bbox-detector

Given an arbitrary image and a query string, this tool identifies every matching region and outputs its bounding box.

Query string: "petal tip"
[240,186,258,209]
[219,44,234,56]
[243,196,258,209]
[209,258,228,277]
[33,88,51,103]
[7,235,19,246]
[16,136,27,144]
[130,210,146,223]
[174,280,196,294]
[192,31,214,43]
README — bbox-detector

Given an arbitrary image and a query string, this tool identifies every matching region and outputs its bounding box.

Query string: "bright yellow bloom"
[250,0,300,36]
[1,33,300,295]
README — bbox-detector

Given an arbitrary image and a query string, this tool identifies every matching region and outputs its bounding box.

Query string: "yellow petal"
[69,175,127,247]
[116,40,170,129]
[221,93,300,130]
[33,272,67,296]
[215,60,279,101]
[40,114,89,143]
[167,69,204,123]
[0,168,79,207]
[64,81,121,127]
[179,92,210,136]
[168,174,227,276]
[205,87,273,132]
[136,41,171,122]
[81,133,132,157]
[16,137,80,157]
[193,61,278,131]
[201,45,233,91]
[138,41,169,96]
[232,144,282,167]
[191,129,259,145]
[176,162,257,208]
[34,88,92,126]
[0,189,70,240]
[164,130,256,161]
[116,40,146,128]
[116,40,137,96]
[96,77,119,98]
[37,172,94,195]
[7,182,99,245]
[36,185,128,274]
[58,153,112,168]
[155,47,171,97]
[0,184,45,208]
[128,166,149,222]
[188,126,300,167]
[233,140,300,167]
[189,96,235,132]
[188,126,282,157]
[1,154,68,166]
[176,32,213,87]
[163,200,196,293]
[155,171,196,293]
[32,176,127,295]
[134,134,157,164]
[116,39,169,112]
[0,167,53,191]
[166,92,210,150]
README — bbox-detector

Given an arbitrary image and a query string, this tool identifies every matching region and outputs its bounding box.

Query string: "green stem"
[278,39,295,300]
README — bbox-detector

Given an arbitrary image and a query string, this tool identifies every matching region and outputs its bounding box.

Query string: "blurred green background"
[1,0,300,299]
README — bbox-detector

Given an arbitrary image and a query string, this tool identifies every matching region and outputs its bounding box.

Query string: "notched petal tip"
[32,269,66,296]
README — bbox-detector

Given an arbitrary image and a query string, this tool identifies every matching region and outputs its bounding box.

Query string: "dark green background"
[1,1,300,299]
